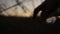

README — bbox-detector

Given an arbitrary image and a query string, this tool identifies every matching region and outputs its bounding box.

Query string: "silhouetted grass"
[0,15,60,34]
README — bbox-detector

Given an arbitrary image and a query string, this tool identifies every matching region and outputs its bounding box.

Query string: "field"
[0,15,60,34]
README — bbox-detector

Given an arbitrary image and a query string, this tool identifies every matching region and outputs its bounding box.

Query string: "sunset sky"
[0,0,45,17]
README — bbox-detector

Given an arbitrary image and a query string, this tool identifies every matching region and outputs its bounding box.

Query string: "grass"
[0,15,60,34]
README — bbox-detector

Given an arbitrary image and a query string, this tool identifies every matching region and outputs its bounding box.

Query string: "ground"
[0,15,60,34]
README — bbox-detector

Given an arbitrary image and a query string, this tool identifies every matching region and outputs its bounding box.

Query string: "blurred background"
[0,0,44,17]
[0,0,60,33]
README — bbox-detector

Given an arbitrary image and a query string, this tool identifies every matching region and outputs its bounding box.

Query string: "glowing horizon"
[0,0,45,17]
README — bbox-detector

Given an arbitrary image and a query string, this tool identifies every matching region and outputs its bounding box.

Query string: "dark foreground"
[0,15,60,34]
